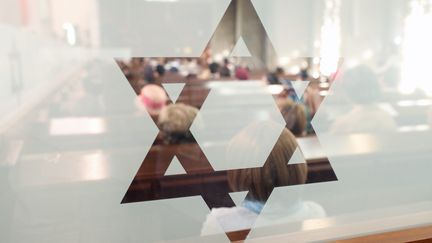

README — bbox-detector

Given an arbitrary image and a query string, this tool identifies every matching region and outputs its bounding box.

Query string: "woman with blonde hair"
[226,123,307,203]
[201,121,325,235]
[277,99,307,137]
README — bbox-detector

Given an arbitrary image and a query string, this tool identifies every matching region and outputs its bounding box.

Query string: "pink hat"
[137,84,168,115]
[235,67,249,80]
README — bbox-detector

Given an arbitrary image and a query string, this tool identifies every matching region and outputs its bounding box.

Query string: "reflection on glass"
[400,0,432,95]
[49,117,107,136]
[4,0,432,242]
[82,151,109,181]
[319,0,341,76]
[331,65,397,134]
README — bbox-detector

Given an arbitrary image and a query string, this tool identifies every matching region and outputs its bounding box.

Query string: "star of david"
[117,0,338,240]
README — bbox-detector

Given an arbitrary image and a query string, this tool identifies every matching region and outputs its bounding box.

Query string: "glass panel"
[0,0,431,242]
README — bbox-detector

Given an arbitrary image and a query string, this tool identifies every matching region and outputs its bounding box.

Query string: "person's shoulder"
[201,207,257,235]
[301,201,326,218]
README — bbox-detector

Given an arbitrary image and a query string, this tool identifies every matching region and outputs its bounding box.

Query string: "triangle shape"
[229,191,249,206]
[162,83,186,103]
[290,81,310,98]
[287,146,306,165]
[229,37,252,57]
[165,156,187,176]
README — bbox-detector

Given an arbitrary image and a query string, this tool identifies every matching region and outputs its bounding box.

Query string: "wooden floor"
[333,225,432,243]
[228,225,432,243]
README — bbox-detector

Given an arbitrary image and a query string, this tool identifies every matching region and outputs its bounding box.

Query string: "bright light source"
[319,82,330,89]
[319,0,341,76]
[183,46,192,55]
[362,49,374,60]
[416,99,432,106]
[49,117,107,136]
[415,124,430,131]
[290,66,300,74]
[62,22,76,46]
[278,57,291,66]
[394,36,403,46]
[82,151,109,181]
[397,100,416,107]
[397,99,432,107]
[214,54,223,63]
[267,85,284,95]
[398,124,430,132]
[221,49,230,57]
[319,90,329,96]
[399,1,432,96]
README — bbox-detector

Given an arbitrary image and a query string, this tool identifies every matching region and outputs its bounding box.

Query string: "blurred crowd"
[117,54,326,142]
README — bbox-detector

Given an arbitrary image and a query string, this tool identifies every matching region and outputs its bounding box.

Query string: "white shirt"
[331,105,397,134]
[201,200,326,235]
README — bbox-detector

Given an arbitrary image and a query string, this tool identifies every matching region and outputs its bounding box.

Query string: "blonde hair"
[277,99,307,136]
[226,122,307,202]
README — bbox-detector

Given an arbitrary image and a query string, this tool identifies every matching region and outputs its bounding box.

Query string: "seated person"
[144,64,156,83]
[201,122,325,235]
[235,66,250,80]
[330,65,397,133]
[266,67,285,85]
[277,99,307,137]
[154,64,166,82]
[157,103,199,144]
[198,62,217,80]
[298,68,309,81]
[208,62,220,79]
[220,58,231,78]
